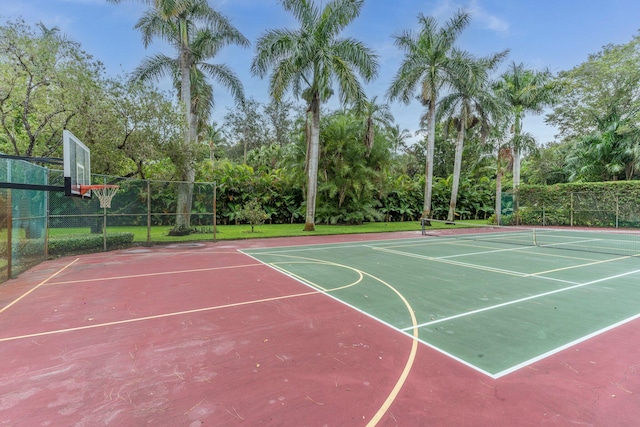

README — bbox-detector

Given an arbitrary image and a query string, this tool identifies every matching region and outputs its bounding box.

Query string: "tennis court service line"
[370,245,624,288]
[377,238,605,263]
[369,245,542,278]
[401,266,640,332]
[524,253,634,277]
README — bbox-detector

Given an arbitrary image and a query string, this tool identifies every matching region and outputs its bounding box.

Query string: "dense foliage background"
[1,11,640,227]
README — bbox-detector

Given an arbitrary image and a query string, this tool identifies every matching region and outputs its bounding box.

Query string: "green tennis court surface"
[242,230,640,378]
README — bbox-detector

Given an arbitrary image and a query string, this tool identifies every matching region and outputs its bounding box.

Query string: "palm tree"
[251,0,378,231]
[388,124,412,154]
[387,9,472,223]
[483,117,512,225]
[437,50,508,222]
[109,0,249,230]
[201,121,224,162]
[494,62,558,190]
[358,95,394,156]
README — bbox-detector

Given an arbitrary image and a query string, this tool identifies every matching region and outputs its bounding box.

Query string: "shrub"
[237,199,268,232]
[48,232,134,257]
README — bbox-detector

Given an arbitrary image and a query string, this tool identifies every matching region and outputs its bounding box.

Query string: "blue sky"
[3,0,640,145]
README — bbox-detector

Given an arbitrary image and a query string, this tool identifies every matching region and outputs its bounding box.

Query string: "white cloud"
[467,0,509,33]
[428,0,509,34]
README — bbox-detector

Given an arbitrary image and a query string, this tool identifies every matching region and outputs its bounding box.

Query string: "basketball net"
[80,185,119,209]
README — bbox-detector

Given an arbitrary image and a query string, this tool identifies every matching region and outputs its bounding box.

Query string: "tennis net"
[421,219,640,257]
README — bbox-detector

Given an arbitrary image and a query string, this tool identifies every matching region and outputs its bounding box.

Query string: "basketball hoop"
[79,184,119,208]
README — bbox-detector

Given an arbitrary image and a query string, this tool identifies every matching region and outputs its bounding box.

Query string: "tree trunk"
[174,43,194,230]
[447,123,465,222]
[422,97,437,222]
[512,114,522,220]
[175,168,195,229]
[304,93,321,231]
[512,147,521,188]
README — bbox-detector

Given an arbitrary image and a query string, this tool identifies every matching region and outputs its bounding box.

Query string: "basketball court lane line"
[0,258,79,315]
[44,263,265,286]
[0,290,321,343]
[241,251,420,427]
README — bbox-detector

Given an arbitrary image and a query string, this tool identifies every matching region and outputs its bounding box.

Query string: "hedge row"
[48,233,135,257]
[515,181,640,227]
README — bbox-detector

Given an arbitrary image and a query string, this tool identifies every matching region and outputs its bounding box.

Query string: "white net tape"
[92,186,119,209]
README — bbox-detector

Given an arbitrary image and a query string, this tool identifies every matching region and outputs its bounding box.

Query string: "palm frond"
[129,53,177,84]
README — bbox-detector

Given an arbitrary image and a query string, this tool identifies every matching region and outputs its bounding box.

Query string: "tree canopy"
[3,8,640,230]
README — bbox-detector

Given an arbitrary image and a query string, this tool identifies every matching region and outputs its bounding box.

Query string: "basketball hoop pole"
[101,191,107,252]
[79,184,119,251]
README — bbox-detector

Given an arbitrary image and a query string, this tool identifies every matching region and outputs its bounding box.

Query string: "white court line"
[369,245,571,279]
[401,265,640,331]
[242,236,426,256]
[244,240,640,378]
[494,311,640,378]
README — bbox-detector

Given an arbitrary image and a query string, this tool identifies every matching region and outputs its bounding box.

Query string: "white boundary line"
[241,249,496,378]
[243,237,640,379]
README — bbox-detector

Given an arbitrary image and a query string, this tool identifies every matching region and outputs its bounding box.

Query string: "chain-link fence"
[1,162,216,282]
[519,190,640,228]
[0,158,48,281]
[48,171,217,243]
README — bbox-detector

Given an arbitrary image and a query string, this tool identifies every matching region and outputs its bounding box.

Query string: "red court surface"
[1,232,639,426]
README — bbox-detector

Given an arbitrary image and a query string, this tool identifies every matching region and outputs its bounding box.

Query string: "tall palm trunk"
[511,113,522,222]
[423,97,436,222]
[304,92,321,231]
[495,168,503,225]
[512,113,522,189]
[447,122,465,222]
[175,38,193,229]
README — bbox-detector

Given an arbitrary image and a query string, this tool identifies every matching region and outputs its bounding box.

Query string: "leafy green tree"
[0,19,103,158]
[237,199,268,232]
[548,33,640,141]
[264,98,298,147]
[546,34,640,182]
[522,141,570,185]
[387,9,472,222]
[222,98,269,164]
[251,0,379,231]
[77,78,184,179]
[247,144,285,172]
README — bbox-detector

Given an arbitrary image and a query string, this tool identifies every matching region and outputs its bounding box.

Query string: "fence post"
[213,182,217,242]
[570,192,574,227]
[45,170,49,259]
[7,189,12,279]
[616,195,619,229]
[102,176,107,252]
[147,180,151,244]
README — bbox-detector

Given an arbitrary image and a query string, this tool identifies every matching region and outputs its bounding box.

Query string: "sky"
[2,0,640,146]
